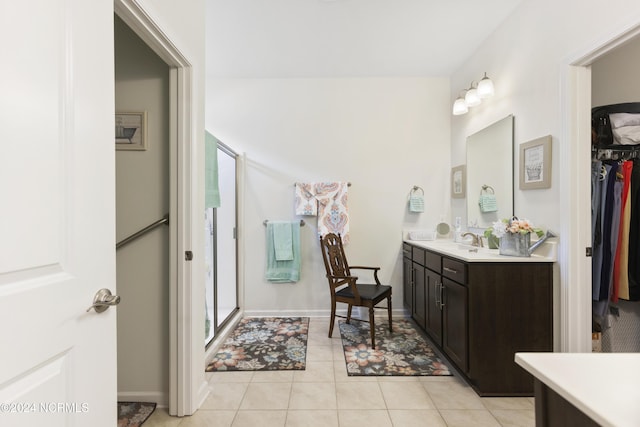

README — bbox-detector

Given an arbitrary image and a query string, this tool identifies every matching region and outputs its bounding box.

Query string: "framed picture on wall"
[115,111,147,150]
[451,165,466,198]
[519,135,552,190]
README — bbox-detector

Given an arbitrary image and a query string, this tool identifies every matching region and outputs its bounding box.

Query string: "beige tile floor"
[144,317,535,427]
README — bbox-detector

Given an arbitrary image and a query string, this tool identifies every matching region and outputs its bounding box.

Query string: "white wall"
[449,0,640,350]
[205,77,450,315]
[115,15,170,404]
[592,36,640,105]
[450,0,640,232]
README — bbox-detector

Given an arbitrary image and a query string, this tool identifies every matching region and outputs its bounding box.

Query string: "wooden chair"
[319,233,392,349]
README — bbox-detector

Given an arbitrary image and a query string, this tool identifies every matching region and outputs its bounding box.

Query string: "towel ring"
[410,185,424,197]
[480,184,494,195]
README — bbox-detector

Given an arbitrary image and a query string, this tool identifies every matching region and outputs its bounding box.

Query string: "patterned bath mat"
[339,319,451,376]
[117,401,156,427]
[206,317,309,371]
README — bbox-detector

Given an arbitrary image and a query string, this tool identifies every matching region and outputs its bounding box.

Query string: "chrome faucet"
[461,232,483,247]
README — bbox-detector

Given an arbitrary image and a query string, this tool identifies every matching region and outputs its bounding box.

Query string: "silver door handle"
[86,288,121,313]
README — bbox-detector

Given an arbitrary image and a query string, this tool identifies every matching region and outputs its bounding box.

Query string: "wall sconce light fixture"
[477,72,495,99]
[452,72,495,115]
[452,91,469,115]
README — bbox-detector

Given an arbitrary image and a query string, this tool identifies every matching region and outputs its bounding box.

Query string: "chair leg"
[369,306,376,349]
[328,301,336,338]
[346,305,353,323]
[387,295,393,333]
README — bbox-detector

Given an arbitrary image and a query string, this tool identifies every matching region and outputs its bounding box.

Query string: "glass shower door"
[205,142,238,347]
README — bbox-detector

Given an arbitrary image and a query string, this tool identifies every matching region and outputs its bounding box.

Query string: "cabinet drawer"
[442,257,466,284]
[412,246,426,266]
[402,243,412,258]
[424,250,441,273]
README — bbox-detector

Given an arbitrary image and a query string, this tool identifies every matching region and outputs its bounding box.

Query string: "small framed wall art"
[519,135,551,190]
[451,165,466,198]
[115,111,147,150]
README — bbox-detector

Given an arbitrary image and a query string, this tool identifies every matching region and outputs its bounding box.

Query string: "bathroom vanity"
[402,239,555,396]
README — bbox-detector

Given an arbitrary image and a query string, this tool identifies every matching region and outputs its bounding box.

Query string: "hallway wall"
[115,15,170,404]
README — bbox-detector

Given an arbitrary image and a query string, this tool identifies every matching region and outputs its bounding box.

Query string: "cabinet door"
[412,263,427,330]
[402,256,413,312]
[443,277,468,373]
[424,268,442,346]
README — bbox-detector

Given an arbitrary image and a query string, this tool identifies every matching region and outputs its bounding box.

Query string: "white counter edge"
[515,352,640,427]
[403,238,557,262]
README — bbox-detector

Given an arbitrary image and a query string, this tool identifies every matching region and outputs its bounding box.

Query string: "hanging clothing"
[613,161,633,302]
[592,155,640,326]
[628,158,640,301]
[593,162,615,301]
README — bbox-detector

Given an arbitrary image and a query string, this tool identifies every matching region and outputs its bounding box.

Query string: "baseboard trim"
[195,379,210,412]
[242,308,409,319]
[117,391,168,408]
[205,311,244,365]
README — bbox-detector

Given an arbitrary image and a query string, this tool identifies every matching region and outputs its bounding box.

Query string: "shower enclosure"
[205,142,238,346]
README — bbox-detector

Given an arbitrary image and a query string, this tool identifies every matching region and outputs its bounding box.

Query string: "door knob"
[86,288,121,313]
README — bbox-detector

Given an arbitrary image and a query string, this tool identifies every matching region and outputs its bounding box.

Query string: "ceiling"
[205,0,524,78]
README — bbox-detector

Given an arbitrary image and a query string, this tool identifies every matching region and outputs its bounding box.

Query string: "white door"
[0,1,117,426]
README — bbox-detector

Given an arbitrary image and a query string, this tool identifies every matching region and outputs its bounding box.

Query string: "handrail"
[116,214,169,250]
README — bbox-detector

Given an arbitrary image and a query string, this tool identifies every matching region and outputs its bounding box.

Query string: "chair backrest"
[319,233,350,282]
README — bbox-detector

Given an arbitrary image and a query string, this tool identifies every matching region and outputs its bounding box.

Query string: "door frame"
[562,22,640,352]
[213,141,240,338]
[114,0,203,416]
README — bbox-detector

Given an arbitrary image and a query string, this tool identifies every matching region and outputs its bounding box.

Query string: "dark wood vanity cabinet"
[402,248,413,314]
[402,242,553,396]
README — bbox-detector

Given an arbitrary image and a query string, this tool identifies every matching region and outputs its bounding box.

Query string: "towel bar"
[293,182,351,187]
[263,220,305,226]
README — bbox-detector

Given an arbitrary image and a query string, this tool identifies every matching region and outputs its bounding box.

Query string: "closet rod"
[594,145,640,160]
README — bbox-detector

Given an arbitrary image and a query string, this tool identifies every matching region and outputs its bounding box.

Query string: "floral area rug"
[339,319,451,376]
[206,317,309,372]
[117,402,156,427]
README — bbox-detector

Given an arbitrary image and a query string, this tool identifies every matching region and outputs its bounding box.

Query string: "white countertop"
[515,352,640,427]
[403,238,557,262]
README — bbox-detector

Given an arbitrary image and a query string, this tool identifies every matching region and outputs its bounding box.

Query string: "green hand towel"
[205,131,221,208]
[266,221,301,283]
[273,222,294,261]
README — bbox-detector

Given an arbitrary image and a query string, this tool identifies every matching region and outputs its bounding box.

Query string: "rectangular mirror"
[466,115,514,228]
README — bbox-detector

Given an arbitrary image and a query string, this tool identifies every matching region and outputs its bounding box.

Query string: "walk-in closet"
[591,35,640,352]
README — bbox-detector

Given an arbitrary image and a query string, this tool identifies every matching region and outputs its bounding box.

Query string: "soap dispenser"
[453,216,462,242]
